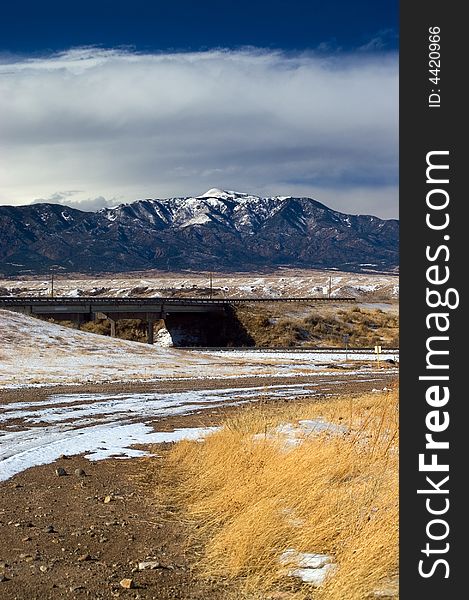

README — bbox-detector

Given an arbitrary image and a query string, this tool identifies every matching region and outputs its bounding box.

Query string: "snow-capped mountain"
[0,189,398,275]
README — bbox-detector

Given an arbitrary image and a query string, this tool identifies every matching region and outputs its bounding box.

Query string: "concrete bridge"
[0,296,355,346]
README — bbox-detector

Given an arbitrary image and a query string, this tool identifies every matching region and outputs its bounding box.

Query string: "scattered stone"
[104,495,113,504]
[39,565,48,573]
[119,578,135,589]
[138,560,161,571]
[43,525,56,534]
[55,467,67,477]
[74,468,87,477]
[22,536,32,542]
[99,537,108,543]
[77,554,92,562]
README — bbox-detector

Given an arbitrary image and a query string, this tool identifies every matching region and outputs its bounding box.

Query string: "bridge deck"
[0,296,355,308]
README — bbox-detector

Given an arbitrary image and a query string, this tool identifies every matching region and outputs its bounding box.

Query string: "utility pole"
[50,265,61,297]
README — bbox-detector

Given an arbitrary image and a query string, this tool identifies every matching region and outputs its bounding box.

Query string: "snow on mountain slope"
[98,190,294,234]
[0,189,399,275]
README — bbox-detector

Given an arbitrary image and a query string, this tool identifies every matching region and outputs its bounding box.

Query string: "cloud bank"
[0,47,398,218]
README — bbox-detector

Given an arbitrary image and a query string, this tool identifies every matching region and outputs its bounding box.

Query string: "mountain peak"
[0,192,399,275]
[197,188,251,199]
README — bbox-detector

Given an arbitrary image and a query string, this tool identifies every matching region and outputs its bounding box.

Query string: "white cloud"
[31,191,119,212]
[0,47,398,217]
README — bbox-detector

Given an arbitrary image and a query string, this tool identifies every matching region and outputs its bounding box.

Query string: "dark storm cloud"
[0,47,398,217]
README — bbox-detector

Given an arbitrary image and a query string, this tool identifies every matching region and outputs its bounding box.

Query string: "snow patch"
[253,418,346,448]
[0,423,218,482]
[279,549,336,586]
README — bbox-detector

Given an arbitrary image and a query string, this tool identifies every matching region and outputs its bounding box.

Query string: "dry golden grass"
[168,388,399,599]
[43,316,165,343]
[234,304,399,348]
[41,303,398,349]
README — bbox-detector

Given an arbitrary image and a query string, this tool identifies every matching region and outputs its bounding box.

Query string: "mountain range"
[0,188,399,275]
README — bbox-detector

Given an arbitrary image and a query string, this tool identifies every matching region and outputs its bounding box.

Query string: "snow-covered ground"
[0,382,373,481]
[0,269,399,300]
[0,309,397,480]
[0,310,398,388]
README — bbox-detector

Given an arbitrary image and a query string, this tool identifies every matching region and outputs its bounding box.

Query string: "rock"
[0,574,10,582]
[58,454,70,459]
[138,561,161,571]
[43,525,56,534]
[104,495,113,504]
[55,467,67,477]
[119,578,135,589]
[22,536,32,542]
[39,565,48,572]
[77,554,92,562]
[75,468,87,477]
[99,537,108,543]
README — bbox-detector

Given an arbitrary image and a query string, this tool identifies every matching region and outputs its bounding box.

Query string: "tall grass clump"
[168,389,399,599]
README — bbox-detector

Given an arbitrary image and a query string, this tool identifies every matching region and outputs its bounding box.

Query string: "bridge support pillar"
[109,318,116,338]
[147,319,154,345]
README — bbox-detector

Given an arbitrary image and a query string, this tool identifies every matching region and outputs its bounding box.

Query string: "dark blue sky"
[0,0,398,54]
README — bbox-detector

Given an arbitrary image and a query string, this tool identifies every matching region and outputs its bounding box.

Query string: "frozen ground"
[0,309,397,481]
[1,381,374,481]
[0,268,399,300]
[0,311,398,388]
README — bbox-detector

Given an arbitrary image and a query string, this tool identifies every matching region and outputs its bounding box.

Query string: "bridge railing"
[0,296,355,306]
